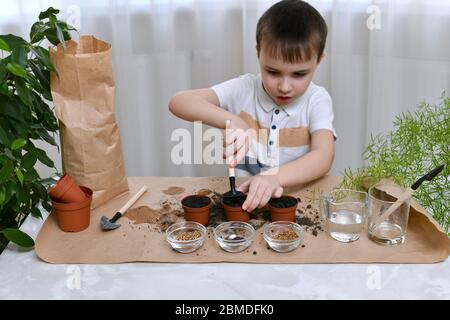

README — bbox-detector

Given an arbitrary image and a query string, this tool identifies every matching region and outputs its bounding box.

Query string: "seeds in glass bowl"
[273,230,299,240]
[174,230,202,241]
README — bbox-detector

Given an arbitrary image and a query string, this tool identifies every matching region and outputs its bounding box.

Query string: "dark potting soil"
[268,196,297,208]
[222,196,246,207]
[182,195,211,208]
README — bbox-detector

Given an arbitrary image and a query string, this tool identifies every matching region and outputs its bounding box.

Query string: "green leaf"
[25,72,44,93]
[44,28,71,47]
[29,21,48,44]
[0,34,27,51]
[24,167,40,182]
[0,127,9,146]
[6,62,27,78]
[15,168,24,186]
[11,46,28,67]
[0,82,10,96]
[31,207,43,219]
[36,148,54,167]
[0,63,6,82]
[21,150,38,169]
[11,138,27,150]
[31,47,56,72]
[42,199,52,212]
[29,60,50,92]
[0,185,5,206]
[0,95,25,122]
[55,23,66,49]
[39,7,60,20]
[14,77,33,107]
[37,129,57,146]
[0,228,34,248]
[31,182,47,200]
[0,37,11,51]
[3,180,18,204]
[0,160,14,182]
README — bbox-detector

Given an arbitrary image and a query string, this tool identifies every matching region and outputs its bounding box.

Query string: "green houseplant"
[0,8,75,252]
[340,93,449,234]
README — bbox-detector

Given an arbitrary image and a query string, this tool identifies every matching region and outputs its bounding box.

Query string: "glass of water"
[321,189,368,243]
[367,183,410,246]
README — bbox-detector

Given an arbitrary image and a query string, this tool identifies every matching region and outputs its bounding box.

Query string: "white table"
[1,211,449,300]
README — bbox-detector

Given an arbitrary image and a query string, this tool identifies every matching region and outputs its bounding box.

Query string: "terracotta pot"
[52,186,92,232]
[222,197,250,222]
[268,195,298,222]
[48,174,87,203]
[181,195,212,226]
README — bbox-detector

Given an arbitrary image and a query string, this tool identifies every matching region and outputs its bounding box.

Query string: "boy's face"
[258,48,321,106]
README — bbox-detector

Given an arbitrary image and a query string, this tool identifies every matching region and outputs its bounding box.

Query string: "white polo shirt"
[211,73,336,176]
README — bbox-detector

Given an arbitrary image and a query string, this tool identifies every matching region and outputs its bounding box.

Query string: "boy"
[169,0,335,212]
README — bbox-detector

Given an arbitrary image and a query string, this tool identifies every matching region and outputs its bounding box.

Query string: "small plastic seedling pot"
[221,196,250,222]
[181,195,212,226]
[268,195,298,222]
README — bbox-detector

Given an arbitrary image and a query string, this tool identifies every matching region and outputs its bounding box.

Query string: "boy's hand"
[237,174,283,212]
[223,118,252,167]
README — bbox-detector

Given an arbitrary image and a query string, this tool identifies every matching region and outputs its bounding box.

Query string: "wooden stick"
[118,185,148,214]
[372,187,414,229]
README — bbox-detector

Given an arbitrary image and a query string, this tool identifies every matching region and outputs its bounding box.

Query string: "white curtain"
[1,0,449,179]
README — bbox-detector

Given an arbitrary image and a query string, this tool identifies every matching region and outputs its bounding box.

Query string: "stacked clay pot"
[48,174,92,232]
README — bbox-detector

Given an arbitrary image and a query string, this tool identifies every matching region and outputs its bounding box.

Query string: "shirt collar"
[256,74,307,116]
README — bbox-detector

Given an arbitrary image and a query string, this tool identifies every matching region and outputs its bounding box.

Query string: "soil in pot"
[268,196,298,222]
[181,195,212,226]
[222,196,250,222]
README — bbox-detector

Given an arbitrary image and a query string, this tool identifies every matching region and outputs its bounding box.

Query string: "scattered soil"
[182,195,211,208]
[162,186,185,195]
[295,198,325,237]
[124,206,161,224]
[268,196,297,208]
[222,196,246,207]
[296,216,315,227]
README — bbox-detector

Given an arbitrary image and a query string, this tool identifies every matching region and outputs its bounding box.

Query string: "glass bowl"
[263,221,304,253]
[213,221,255,253]
[166,221,207,253]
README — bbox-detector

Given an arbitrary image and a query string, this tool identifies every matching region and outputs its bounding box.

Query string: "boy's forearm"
[169,91,238,129]
[273,148,334,188]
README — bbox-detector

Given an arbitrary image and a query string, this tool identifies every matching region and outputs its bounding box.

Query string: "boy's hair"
[256,0,327,63]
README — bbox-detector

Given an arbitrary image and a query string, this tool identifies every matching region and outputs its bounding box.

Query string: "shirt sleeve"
[308,88,337,139]
[210,74,252,114]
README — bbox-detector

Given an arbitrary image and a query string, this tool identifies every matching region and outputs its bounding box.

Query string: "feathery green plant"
[340,93,449,234]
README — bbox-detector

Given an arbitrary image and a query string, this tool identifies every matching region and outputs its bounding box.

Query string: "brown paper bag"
[50,35,129,209]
